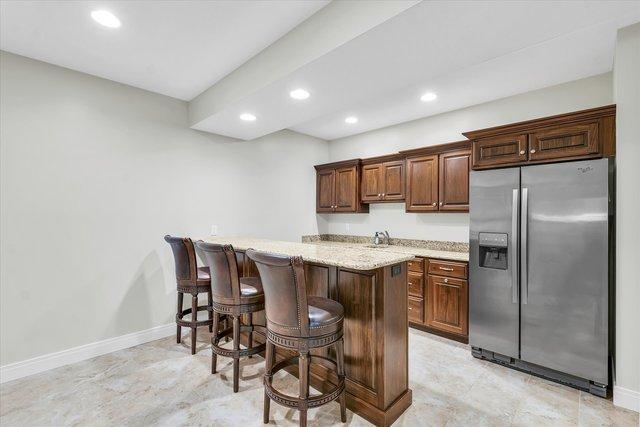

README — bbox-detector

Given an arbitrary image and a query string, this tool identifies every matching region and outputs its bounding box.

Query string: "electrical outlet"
[345,223,350,232]
[210,225,218,236]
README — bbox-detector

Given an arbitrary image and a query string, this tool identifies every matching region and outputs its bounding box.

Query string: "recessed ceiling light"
[239,113,256,122]
[420,92,437,102]
[289,89,310,100]
[345,116,358,124]
[91,10,121,28]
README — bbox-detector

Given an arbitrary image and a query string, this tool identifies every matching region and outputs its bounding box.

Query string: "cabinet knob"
[444,278,449,283]
[382,193,385,197]
[530,149,536,154]
[432,202,437,206]
[519,150,525,155]
[439,202,443,206]
[378,194,381,197]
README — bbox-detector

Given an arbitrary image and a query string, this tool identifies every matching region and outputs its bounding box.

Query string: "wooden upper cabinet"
[334,166,358,211]
[439,150,470,211]
[464,105,616,170]
[316,169,335,213]
[360,156,405,203]
[405,155,439,212]
[382,160,405,201]
[472,134,528,169]
[529,121,599,162]
[361,164,383,202]
[315,160,368,214]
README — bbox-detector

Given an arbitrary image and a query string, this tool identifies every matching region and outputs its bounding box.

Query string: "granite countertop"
[201,237,415,270]
[307,241,469,262]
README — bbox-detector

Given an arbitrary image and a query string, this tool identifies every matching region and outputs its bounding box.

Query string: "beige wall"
[322,73,614,242]
[0,51,329,365]
[613,22,640,408]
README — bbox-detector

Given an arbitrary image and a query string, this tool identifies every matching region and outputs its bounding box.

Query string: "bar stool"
[246,250,346,427]
[164,235,214,355]
[196,242,266,393]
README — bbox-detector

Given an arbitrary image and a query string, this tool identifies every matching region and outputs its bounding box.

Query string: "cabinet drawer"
[408,272,424,297]
[408,297,424,324]
[428,259,468,279]
[407,258,424,273]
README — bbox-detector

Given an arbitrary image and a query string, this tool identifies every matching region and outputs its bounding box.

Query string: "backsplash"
[302,234,469,253]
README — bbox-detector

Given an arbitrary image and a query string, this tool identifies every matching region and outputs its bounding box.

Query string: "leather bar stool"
[196,242,266,393]
[164,235,214,355]
[246,249,346,427]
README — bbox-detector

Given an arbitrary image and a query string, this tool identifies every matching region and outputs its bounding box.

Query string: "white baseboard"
[0,323,176,384]
[614,385,640,413]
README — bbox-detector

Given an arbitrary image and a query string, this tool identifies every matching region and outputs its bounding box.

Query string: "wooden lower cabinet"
[426,275,468,337]
[408,257,469,343]
[408,296,425,324]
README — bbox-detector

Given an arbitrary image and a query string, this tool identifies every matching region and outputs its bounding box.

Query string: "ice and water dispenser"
[478,232,508,270]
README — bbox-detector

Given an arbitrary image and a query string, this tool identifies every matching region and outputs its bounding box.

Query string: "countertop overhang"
[201,237,414,270]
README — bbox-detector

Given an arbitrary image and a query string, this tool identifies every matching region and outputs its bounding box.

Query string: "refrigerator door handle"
[521,187,529,304]
[511,188,519,303]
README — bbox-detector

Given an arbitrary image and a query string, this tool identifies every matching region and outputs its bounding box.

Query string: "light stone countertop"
[307,241,469,262]
[201,237,415,270]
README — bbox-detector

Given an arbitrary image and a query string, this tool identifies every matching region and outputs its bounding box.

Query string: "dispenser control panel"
[479,232,508,248]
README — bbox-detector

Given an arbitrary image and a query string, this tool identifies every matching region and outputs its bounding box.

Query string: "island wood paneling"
[236,251,411,427]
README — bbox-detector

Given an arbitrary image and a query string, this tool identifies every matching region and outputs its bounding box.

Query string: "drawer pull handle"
[439,267,454,271]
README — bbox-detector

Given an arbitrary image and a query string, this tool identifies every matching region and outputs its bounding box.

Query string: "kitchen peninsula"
[203,237,413,427]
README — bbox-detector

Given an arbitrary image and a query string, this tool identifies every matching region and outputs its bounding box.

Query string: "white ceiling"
[1,1,639,141]
[0,0,329,100]
[192,1,640,140]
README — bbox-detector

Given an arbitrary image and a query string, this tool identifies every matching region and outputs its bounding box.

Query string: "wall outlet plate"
[210,225,218,236]
[345,223,350,232]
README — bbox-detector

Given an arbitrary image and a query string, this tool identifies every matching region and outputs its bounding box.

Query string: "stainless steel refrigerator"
[469,158,612,397]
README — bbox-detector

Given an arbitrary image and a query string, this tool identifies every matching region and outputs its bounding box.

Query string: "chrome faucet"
[373,231,390,246]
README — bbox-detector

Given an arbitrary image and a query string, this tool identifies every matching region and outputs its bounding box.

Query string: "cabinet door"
[426,275,468,336]
[438,150,470,211]
[405,155,439,212]
[529,121,599,162]
[408,296,425,324]
[316,169,335,213]
[335,166,358,212]
[382,160,405,201]
[407,272,424,298]
[472,134,527,169]
[361,164,383,202]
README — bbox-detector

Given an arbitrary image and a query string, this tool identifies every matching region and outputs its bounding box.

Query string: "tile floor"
[1,328,637,426]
